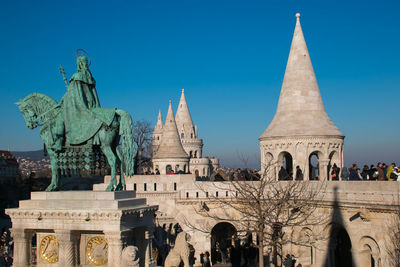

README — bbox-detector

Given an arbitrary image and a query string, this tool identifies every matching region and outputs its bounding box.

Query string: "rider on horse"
[54,53,115,151]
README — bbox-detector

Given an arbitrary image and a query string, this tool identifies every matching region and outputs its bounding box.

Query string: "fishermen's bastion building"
[94,14,395,267]
[152,90,219,176]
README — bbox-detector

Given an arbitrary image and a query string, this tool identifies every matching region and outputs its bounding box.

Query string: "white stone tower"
[153,101,189,174]
[175,89,203,158]
[259,14,344,180]
[152,110,163,155]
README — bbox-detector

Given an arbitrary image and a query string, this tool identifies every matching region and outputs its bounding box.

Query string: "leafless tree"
[132,119,152,174]
[183,161,327,267]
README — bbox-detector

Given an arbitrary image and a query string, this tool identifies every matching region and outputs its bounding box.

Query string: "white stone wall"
[96,175,399,267]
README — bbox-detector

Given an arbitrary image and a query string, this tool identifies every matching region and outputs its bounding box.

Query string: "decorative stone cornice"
[6,206,157,221]
[260,137,343,151]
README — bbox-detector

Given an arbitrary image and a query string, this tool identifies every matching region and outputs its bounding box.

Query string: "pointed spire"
[175,88,196,138]
[153,101,189,159]
[153,109,163,133]
[260,13,343,139]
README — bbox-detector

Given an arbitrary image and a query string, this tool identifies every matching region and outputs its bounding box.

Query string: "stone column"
[55,230,77,267]
[10,228,31,267]
[105,231,124,267]
[319,159,330,181]
[145,229,156,267]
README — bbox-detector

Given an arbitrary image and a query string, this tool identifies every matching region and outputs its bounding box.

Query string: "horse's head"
[16,100,40,129]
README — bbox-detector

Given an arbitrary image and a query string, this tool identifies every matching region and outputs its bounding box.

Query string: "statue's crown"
[76,49,91,66]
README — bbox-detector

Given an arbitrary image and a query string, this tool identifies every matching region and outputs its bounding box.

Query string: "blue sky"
[0,0,399,168]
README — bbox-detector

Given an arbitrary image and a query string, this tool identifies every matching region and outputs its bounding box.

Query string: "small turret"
[175,89,196,140]
[152,110,163,155]
[260,13,343,139]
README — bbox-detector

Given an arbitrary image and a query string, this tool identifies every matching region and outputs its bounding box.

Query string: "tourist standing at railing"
[330,164,340,181]
[377,163,386,181]
[360,165,369,180]
[392,167,400,181]
[368,165,377,180]
[341,167,349,181]
[349,164,361,181]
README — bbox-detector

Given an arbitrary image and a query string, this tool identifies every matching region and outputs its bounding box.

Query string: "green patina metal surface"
[16,53,134,191]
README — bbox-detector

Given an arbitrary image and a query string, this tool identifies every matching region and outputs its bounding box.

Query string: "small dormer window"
[181,133,184,139]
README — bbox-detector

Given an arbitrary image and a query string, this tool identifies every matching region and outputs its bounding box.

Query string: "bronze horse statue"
[17,92,134,191]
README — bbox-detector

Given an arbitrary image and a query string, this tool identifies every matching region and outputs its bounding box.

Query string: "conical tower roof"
[153,109,163,134]
[175,88,195,137]
[260,14,343,140]
[153,101,189,159]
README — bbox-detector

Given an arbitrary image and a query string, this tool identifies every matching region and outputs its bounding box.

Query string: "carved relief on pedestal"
[39,234,59,263]
[121,246,140,267]
[86,235,109,265]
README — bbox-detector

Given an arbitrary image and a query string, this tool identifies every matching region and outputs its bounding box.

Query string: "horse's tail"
[116,109,135,176]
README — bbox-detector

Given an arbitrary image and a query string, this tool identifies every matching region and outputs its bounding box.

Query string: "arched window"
[181,133,184,139]
[194,151,197,158]
[191,133,193,138]
[278,151,293,180]
[309,151,323,180]
[190,151,193,158]
[166,165,172,174]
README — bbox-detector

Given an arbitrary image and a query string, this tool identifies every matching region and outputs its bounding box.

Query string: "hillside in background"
[11,149,48,161]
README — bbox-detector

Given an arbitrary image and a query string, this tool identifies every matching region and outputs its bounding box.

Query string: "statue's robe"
[62,72,114,145]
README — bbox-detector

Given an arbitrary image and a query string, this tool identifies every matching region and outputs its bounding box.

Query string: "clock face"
[40,235,59,263]
[86,236,108,265]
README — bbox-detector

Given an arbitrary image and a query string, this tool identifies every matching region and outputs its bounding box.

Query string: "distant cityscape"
[0,150,51,180]
[16,156,51,177]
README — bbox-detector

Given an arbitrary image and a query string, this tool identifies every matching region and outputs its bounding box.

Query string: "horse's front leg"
[102,145,118,191]
[45,149,60,191]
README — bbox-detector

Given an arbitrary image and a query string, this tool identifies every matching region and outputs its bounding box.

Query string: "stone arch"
[308,150,323,180]
[278,151,293,180]
[166,165,172,174]
[328,150,340,180]
[358,236,381,267]
[211,222,237,264]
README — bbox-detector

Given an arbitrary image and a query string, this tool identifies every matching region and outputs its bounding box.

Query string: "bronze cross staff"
[59,64,69,89]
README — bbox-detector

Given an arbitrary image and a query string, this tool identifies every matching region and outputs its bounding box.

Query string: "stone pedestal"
[6,191,158,267]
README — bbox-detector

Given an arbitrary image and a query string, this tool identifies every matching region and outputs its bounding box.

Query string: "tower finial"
[169,100,172,104]
[182,88,184,93]
[296,13,300,20]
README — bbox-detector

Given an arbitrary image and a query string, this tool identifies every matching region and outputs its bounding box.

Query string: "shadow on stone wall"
[323,186,355,267]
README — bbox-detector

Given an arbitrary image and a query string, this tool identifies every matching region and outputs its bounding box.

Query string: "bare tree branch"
[181,158,328,267]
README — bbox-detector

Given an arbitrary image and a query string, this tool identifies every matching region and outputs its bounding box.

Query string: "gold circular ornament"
[39,235,59,263]
[86,236,108,265]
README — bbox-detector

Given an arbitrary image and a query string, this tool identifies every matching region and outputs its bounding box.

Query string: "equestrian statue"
[16,50,134,191]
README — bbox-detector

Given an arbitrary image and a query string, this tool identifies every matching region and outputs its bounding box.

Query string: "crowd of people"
[0,231,13,267]
[338,162,400,181]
